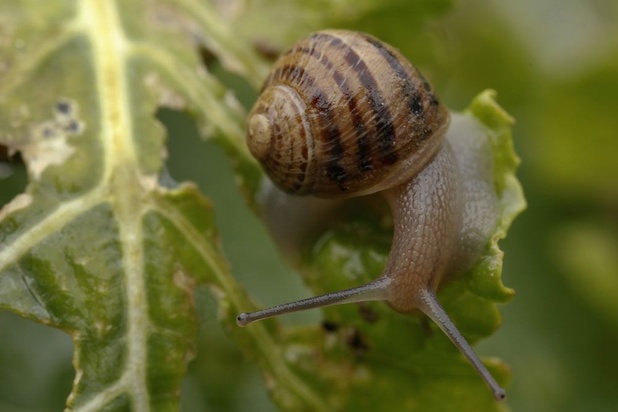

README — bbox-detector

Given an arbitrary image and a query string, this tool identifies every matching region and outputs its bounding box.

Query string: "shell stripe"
[272,64,349,189]
[361,34,437,140]
[316,33,399,166]
[267,85,312,193]
[292,45,373,172]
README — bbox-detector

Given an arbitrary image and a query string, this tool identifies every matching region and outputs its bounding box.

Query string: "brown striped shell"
[247,30,450,198]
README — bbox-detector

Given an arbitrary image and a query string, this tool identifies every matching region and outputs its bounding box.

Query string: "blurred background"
[1,0,617,410]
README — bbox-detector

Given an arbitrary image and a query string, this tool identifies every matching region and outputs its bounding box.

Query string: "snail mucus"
[237,30,507,401]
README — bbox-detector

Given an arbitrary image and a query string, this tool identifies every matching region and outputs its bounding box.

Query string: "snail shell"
[247,30,449,197]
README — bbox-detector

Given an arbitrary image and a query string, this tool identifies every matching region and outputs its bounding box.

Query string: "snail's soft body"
[257,113,498,303]
[239,29,506,401]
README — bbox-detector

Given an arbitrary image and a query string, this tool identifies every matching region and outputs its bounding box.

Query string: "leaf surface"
[0,0,261,409]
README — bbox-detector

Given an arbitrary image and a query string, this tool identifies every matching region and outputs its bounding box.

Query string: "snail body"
[238,30,505,401]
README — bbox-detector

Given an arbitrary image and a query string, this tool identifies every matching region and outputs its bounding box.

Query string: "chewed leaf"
[0,1,269,409]
[241,90,524,410]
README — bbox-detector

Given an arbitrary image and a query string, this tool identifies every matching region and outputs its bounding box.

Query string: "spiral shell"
[247,30,450,198]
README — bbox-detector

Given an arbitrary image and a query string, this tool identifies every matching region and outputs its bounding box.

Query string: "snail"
[237,30,506,401]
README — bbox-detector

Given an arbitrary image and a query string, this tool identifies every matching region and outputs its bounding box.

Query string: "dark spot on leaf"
[43,126,56,138]
[321,321,339,333]
[0,144,23,165]
[346,328,370,358]
[0,144,8,162]
[358,304,379,323]
[56,100,72,115]
[198,45,217,69]
[65,120,81,134]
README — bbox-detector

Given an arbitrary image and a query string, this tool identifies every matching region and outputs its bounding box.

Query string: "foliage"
[4,0,614,411]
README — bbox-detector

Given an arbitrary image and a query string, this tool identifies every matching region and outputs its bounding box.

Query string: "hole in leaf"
[0,144,8,162]
[0,311,73,410]
[193,42,256,110]
[252,39,281,62]
[345,327,370,359]
[322,320,339,332]
[0,144,27,208]
[358,303,380,323]
[197,45,217,70]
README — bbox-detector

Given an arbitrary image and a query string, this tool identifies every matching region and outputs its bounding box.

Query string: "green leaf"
[0,0,262,409]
